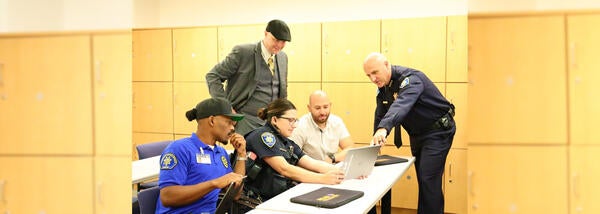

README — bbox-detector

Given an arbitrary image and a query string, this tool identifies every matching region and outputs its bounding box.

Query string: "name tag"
[196,153,211,164]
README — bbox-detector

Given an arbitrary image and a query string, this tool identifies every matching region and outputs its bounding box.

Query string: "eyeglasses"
[278,116,297,125]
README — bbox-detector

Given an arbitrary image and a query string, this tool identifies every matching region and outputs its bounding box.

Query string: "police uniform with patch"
[156,133,233,214]
[244,123,305,200]
[375,65,456,214]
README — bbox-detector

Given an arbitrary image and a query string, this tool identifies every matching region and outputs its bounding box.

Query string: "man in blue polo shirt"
[156,98,248,214]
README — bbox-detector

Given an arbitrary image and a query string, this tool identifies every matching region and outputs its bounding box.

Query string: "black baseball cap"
[190,98,244,121]
[266,19,291,42]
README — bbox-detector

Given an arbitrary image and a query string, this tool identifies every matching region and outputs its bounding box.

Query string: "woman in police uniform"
[244,98,345,201]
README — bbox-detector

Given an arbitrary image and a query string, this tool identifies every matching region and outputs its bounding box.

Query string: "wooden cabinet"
[173,82,210,134]
[0,157,94,213]
[380,145,418,209]
[95,156,131,213]
[323,83,377,143]
[446,15,468,83]
[132,82,174,133]
[93,33,132,156]
[173,27,218,82]
[382,17,447,82]
[0,36,92,155]
[133,29,173,81]
[446,83,467,149]
[322,20,380,82]
[444,148,467,214]
[287,82,321,118]
[286,23,321,82]
[567,14,600,146]
[217,24,263,62]
[468,146,568,213]
[570,145,600,214]
[468,16,567,144]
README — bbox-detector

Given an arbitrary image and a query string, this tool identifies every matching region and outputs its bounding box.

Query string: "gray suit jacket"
[206,41,288,112]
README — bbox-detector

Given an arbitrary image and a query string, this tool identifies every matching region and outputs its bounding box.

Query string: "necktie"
[267,56,275,76]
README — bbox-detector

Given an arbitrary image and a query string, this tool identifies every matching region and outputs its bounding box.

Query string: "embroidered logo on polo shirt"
[221,156,229,168]
[160,153,178,170]
[261,132,276,148]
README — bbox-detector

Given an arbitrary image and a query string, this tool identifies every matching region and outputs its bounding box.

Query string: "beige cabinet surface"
[323,83,377,143]
[446,83,467,149]
[468,16,567,144]
[567,14,600,146]
[286,23,322,82]
[174,82,210,134]
[93,33,132,156]
[570,145,600,214]
[468,146,568,214]
[382,17,447,82]
[446,15,468,83]
[0,157,93,213]
[0,36,92,155]
[173,27,218,82]
[287,82,321,118]
[322,20,380,82]
[133,82,174,133]
[218,24,264,62]
[95,156,131,214]
[133,29,173,81]
[444,148,467,214]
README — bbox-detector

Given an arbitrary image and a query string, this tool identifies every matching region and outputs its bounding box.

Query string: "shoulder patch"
[160,153,178,170]
[261,132,277,148]
[400,77,410,89]
[221,155,229,168]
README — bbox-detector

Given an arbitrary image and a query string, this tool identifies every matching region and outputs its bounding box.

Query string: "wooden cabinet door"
[447,15,468,83]
[322,83,377,143]
[322,20,380,82]
[217,24,264,62]
[286,23,321,82]
[567,14,600,146]
[287,82,321,118]
[468,16,567,144]
[173,82,210,134]
[0,38,19,153]
[446,83,467,149]
[380,145,418,209]
[382,17,447,82]
[133,29,173,81]
[93,33,132,156]
[570,145,600,214]
[468,146,568,214]
[95,156,131,214]
[0,36,92,155]
[173,27,218,82]
[0,157,93,213]
[132,82,173,133]
[444,148,467,214]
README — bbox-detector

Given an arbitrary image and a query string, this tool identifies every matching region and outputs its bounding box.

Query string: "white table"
[132,155,161,184]
[248,156,415,214]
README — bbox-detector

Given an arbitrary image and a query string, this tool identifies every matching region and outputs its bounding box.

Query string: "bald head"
[363,52,392,88]
[307,90,331,125]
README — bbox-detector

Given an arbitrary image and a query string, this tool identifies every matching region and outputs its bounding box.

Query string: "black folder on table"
[290,187,364,208]
[375,155,408,166]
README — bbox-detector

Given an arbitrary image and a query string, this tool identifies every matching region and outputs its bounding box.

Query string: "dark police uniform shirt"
[375,65,453,146]
[245,123,305,200]
[156,133,233,214]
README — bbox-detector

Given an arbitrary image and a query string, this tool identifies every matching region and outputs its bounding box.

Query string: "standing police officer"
[363,52,456,214]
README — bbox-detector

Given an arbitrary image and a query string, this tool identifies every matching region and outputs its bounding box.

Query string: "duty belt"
[430,107,455,130]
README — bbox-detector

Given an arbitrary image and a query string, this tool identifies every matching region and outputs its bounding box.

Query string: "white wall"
[153,0,468,28]
[0,0,133,33]
[469,0,600,13]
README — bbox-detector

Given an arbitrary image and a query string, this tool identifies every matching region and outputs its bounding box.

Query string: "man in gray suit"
[206,19,291,136]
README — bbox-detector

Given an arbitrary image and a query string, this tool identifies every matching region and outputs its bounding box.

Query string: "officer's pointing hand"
[371,128,387,146]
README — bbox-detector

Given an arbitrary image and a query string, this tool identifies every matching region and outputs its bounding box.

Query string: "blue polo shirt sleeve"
[378,75,424,132]
[158,140,192,188]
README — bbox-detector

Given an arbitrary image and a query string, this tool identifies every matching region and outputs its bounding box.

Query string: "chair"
[136,140,172,190]
[137,186,160,214]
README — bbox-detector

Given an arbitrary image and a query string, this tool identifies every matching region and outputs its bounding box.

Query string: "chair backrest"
[136,140,172,159]
[137,186,160,214]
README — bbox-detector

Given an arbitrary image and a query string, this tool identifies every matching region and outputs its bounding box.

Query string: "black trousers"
[410,124,455,214]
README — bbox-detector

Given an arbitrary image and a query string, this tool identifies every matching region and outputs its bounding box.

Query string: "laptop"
[215,181,242,214]
[290,187,364,208]
[338,145,381,180]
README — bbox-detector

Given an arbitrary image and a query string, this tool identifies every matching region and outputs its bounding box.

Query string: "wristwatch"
[327,153,336,163]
